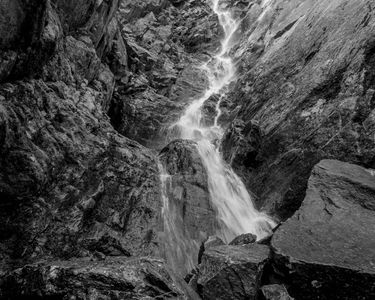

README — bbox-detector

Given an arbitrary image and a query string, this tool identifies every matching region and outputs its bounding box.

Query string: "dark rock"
[0,79,162,265]
[229,233,256,245]
[271,160,375,300]
[110,0,221,147]
[222,119,263,169]
[159,140,218,276]
[0,257,197,299]
[110,89,183,149]
[203,236,226,250]
[197,244,270,300]
[198,236,226,264]
[261,284,294,300]
[225,0,375,220]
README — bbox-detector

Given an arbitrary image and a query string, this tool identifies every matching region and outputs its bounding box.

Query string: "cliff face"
[221,0,375,220]
[0,0,375,299]
[0,0,162,269]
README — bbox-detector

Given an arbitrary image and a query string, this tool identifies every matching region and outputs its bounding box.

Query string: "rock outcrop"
[271,160,375,299]
[197,244,270,300]
[222,0,375,220]
[159,140,218,276]
[0,0,167,268]
[0,257,197,300]
[109,0,220,148]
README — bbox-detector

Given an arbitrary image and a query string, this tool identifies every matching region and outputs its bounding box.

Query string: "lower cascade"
[159,0,276,273]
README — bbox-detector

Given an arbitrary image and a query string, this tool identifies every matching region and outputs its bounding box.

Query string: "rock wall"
[0,0,163,273]
[222,0,375,220]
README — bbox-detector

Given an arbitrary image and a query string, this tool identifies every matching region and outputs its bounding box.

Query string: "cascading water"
[160,0,275,271]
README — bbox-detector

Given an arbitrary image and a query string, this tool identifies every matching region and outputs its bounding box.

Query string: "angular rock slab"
[261,284,294,300]
[198,244,270,300]
[272,159,375,299]
[159,140,218,276]
[0,257,198,299]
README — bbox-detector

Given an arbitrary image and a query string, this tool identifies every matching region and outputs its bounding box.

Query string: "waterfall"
[160,0,276,272]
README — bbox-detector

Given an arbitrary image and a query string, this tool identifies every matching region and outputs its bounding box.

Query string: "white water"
[159,163,199,274]
[163,0,275,247]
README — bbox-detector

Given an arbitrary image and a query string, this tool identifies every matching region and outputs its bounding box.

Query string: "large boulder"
[197,244,270,299]
[0,257,197,299]
[159,140,218,276]
[261,284,294,300]
[271,160,375,299]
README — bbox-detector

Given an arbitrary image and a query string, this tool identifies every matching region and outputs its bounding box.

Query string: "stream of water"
[160,0,276,269]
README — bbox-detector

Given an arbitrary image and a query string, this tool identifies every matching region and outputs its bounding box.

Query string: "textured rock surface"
[159,140,218,276]
[0,0,163,278]
[197,244,270,300]
[0,257,197,299]
[229,233,257,246]
[109,0,220,148]
[261,284,294,300]
[223,0,375,220]
[0,80,161,263]
[1,0,375,299]
[271,159,375,299]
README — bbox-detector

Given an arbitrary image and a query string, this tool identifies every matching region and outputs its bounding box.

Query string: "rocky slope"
[220,0,375,221]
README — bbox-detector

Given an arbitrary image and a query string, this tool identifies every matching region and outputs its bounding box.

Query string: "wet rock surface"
[223,0,375,220]
[271,159,375,299]
[159,140,218,276]
[197,243,270,300]
[109,0,220,148]
[1,0,375,299]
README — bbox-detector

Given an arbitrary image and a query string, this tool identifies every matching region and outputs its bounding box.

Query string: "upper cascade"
[168,0,276,242]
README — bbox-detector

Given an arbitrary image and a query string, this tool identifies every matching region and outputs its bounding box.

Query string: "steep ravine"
[0,0,374,299]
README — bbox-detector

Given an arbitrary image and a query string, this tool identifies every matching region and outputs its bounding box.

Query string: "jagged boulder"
[271,160,375,299]
[159,140,218,276]
[198,236,226,265]
[229,233,256,245]
[0,257,197,299]
[197,244,270,300]
[261,285,294,300]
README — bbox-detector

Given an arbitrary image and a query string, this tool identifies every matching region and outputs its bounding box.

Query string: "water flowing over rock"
[271,160,375,299]
[109,0,222,148]
[1,0,375,298]
[159,139,218,276]
[169,0,276,244]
